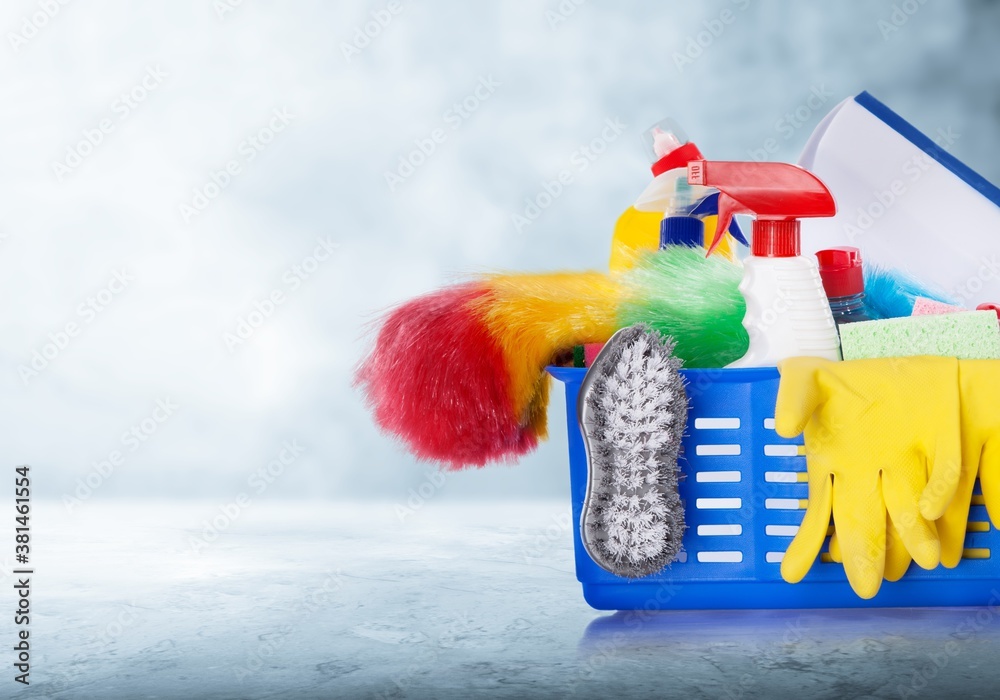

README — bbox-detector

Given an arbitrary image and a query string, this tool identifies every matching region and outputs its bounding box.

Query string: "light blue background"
[2,0,998,503]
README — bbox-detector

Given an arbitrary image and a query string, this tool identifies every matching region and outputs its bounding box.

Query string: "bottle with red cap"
[816,247,874,325]
[686,159,842,367]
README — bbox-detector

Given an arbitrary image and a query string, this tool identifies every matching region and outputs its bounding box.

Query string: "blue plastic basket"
[549,365,1000,611]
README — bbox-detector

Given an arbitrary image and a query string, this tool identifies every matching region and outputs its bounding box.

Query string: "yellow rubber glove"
[828,514,912,581]
[935,359,1000,567]
[775,356,962,599]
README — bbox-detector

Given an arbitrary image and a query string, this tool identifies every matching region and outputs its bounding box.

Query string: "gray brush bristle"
[580,324,688,578]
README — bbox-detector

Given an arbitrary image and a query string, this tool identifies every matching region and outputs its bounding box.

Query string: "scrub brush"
[578,325,688,578]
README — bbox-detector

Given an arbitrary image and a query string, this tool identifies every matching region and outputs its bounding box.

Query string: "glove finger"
[884,513,912,582]
[775,357,831,439]
[882,468,940,570]
[781,471,833,584]
[938,447,980,569]
[832,476,886,600]
[919,410,963,522]
[829,528,842,563]
[980,439,1000,529]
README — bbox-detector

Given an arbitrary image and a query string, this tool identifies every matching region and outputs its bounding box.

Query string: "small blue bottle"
[817,247,873,324]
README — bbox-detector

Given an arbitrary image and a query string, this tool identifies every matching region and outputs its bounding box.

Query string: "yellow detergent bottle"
[610,118,746,273]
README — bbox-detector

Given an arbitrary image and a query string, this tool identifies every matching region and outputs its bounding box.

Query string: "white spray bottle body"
[728,255,842,368]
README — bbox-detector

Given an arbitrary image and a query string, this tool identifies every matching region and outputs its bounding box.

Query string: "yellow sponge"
[839,310,1000,361]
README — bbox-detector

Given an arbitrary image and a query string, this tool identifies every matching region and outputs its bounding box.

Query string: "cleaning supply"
[687,160,841,367]
[618,246,748,368]
[839,310,1000,361]
[634,174,710,249]
[912,297,966,316]
[471,271,622,439]
[355,283,533,468]
[798,92,1000,308]
[609,119,744,272]
[835,357,1000,577]
[631,121,748,250]
[827,515,913,583]
[569,344,608,368]
[775,356,963,599]
[863,264,957,319]
[936,360,1000,567]
[355,271,623,468]
[578,325,687,578]
[816,247,873,324]
[580,343,605,367]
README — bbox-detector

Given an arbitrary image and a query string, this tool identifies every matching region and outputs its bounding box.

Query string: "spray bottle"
[687,160,842,367]
[609,119,746,270]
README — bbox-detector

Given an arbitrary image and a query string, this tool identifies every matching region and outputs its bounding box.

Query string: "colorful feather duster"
[354,283,529,468]
[355,273,621,468]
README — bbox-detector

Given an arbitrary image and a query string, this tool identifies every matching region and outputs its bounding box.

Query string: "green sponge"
[839,310,1000,361]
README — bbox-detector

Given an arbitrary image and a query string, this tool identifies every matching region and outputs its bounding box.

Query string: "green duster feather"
[619,247,748,368]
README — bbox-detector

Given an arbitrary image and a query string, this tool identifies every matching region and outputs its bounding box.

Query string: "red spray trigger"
[687,160,837,258]
[687,161,750,256]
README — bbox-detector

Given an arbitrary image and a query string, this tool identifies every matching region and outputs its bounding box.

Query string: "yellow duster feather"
[471,271,623,438]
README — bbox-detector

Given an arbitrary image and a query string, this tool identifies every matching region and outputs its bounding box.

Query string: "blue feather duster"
[864,265,960,319]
